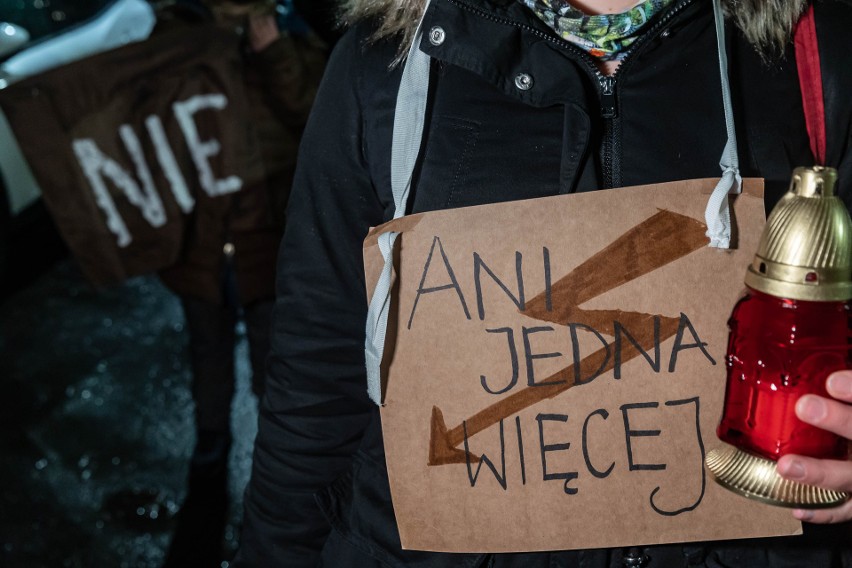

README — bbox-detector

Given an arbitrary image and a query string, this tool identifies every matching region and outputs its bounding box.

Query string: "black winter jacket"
[235,0,852,566]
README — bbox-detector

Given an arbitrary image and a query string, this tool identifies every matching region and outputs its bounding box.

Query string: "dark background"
[0,0,340,565]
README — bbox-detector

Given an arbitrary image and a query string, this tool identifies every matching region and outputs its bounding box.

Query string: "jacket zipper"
[599,75,618,188]
[592,0,694,188]
[444,0,697,189]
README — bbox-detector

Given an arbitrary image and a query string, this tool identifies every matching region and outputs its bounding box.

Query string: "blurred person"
[152,0,326,564]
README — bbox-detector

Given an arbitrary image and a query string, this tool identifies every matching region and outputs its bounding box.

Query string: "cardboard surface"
[364,178,801,552]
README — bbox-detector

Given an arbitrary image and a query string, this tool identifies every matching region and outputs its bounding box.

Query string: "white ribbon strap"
[365,1,433,405]
[705,0,742,249]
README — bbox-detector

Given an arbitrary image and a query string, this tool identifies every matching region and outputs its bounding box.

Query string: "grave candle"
[707,167,852,508]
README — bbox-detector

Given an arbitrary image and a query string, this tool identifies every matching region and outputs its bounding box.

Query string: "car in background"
[0,0,156,296]
[0,22,30,59]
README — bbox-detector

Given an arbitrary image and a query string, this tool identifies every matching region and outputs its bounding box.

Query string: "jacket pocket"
[315,450,486,568]
[412,115,482,213]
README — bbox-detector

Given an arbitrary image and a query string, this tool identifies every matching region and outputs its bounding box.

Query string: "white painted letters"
[71,92,240,247]
[145,114,194,213]
[73,136,163,247]
[172,93,241,197]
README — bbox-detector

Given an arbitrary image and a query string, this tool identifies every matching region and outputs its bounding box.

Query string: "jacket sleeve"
[234,27,387,567]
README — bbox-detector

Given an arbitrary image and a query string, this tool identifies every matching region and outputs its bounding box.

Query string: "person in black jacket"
[235,0,852,566]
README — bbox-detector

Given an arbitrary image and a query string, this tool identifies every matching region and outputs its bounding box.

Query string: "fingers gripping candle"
[706,167,852,508]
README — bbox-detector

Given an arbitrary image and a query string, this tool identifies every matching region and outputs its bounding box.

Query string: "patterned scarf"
[520,0,674,61]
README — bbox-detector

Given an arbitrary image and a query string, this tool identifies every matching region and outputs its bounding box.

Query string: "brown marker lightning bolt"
[428,209,709,466]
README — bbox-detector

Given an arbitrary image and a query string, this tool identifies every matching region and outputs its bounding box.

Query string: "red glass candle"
[717,288,851,461]
[707,167,851,507]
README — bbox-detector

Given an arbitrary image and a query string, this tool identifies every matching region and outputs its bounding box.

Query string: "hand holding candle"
[777,370,852,523]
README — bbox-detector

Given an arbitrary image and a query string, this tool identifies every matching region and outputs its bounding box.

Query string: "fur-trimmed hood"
[340,0,808,61]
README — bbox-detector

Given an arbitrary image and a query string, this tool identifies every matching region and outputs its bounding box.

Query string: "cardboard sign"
[0,25,264,286]
[364,178,801,552]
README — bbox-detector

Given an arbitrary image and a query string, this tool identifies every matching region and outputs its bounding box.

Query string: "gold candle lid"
[744,167,852,302]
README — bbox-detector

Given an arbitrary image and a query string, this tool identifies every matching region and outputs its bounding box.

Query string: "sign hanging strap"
[793,3,826,166]
[704,0,742,249]
[365,0,433,405]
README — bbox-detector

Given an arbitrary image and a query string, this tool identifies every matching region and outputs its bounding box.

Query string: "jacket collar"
[418,0,703,107]
[347,0,806,58]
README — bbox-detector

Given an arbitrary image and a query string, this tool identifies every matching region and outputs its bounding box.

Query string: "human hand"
[776,370,852,523]
[247,13,280,53]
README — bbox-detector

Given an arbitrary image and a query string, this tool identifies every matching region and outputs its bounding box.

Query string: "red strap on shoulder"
[794,3,826,165]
